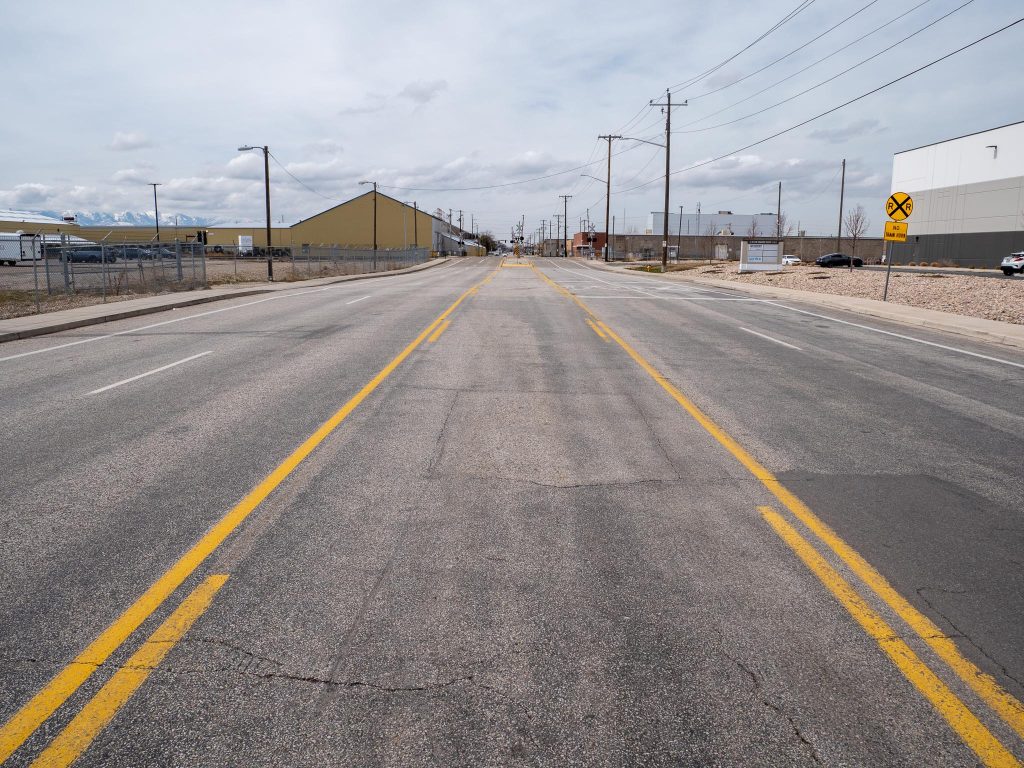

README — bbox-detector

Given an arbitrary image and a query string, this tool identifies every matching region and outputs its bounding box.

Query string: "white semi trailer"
[0,232,42,266]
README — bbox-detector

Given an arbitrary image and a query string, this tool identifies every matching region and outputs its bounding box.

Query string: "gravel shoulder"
[681,264,1024,325]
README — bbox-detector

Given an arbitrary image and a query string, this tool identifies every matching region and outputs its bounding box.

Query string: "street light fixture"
[238,144,273,281]
[359,180,378,270]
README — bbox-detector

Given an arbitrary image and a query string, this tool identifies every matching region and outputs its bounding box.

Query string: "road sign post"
[883,192,913,302]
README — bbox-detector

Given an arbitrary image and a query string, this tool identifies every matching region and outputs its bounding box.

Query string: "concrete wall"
[605,234,885,262]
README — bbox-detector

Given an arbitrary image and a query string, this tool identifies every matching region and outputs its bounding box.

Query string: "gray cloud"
[809,119,884,144]
[397,79,447,105]
[109,131,153,151]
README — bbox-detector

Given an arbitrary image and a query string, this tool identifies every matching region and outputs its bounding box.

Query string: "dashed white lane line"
[0,285,340,363]
[346,295,371,305]
[87,351,213,395]
[740,327,803,351]
[761,301,1024,370]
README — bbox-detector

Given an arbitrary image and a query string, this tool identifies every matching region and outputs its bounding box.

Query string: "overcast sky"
[2,0,1021,236]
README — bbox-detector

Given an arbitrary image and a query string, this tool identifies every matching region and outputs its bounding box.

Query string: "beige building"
[0,191,487,256]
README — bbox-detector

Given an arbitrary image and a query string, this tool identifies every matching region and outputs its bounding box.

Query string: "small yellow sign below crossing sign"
[884,220,908,242]
[886,192,913,221]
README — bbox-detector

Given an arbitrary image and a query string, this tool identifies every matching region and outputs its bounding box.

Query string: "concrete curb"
[572,259,1024,351]
[0,257,450,345]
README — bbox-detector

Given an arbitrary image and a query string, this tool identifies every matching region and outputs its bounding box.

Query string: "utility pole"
[597,134,622,261]
[650,89,685,271]
[148,183,162,242]
[541,219,547,255]
[836,158,847,267]
[413,201,418,248]
[458,210,464,245]
[553,214,563,257]
[777,181,782,239]
[559,195,572,257]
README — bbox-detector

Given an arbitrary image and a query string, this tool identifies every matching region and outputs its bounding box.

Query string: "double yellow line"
[530,263,1023,767]
[0,268,496,766]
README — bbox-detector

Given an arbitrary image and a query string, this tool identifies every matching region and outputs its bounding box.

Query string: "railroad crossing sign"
[885,192,913,221]
[883,220,908,242]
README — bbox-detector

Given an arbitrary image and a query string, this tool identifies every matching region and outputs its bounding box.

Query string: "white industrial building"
[889,121,1024,266]
[649,211,779,238]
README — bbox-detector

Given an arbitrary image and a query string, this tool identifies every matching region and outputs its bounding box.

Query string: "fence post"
[43,237,52,295]
[60,234,70,294]
[175,241,183,281]
[201,245,207,286]
[101,244,108,303]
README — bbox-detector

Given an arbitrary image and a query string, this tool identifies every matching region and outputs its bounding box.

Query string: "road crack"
[916,587,1023,690]
[722,651,822,765]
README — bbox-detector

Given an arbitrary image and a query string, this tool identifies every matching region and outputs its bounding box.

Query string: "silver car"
[1001,252,1024,276]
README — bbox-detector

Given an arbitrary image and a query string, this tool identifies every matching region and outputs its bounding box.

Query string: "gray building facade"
[888,121,1024,267]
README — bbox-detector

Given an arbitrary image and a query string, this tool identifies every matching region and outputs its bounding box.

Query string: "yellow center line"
[427,319,451,343]
[585,318,609,341]
[0,267,500,764]
[30,575,229,768]
[530,263,1024,757]
[761,509,1019,768]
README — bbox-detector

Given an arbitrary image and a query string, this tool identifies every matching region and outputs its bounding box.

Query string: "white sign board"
[739,239,781,273]
[238,235,253,256]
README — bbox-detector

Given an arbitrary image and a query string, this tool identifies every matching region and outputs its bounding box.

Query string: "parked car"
[65,248,116,263]
[815,252,863,268]
[1001,252,1024,276]
[782,255,801,266]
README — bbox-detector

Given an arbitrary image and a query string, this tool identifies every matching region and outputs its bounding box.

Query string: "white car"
[782,255,801,266]
[1001,252,1024,276]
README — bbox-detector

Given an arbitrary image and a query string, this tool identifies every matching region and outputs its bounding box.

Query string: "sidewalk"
[0,257,449,344]
[578,259,1024,351]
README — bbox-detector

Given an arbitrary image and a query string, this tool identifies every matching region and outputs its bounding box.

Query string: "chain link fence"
[204,245,430,283]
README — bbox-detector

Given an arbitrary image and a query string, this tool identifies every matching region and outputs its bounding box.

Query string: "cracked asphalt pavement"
[0,256,1021,766]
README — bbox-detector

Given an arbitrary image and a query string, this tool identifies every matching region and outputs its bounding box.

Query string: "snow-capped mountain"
[36,210,213,227]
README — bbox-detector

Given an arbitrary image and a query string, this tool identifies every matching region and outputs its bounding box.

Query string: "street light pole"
[238,144,273,281]
[149,183,162,243]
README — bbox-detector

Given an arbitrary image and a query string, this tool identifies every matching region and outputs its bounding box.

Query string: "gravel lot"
[689,264,1024,325]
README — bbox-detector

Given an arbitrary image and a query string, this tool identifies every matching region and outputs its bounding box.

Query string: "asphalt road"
[0,256,1021,766]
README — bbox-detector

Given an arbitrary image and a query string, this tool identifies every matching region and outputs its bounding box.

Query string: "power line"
[267,151,344,203]
[685,0,887,103]
[378,134,660,193]
[615,16,1024,194]
[675,0,965,134]
[667,0,819,94]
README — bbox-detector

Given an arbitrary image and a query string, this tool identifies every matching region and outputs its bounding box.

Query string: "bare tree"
[844,205,870,260]
[776,211,794,238]
[746,217,760,238]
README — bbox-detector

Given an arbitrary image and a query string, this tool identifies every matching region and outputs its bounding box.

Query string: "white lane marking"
[87,351,213,395]
[561,263,1024,371]
[346,295,371,305]
[576,296,770,301]
[0,285,341,363]
[762,301,1024,370]
[740,327,803,351]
